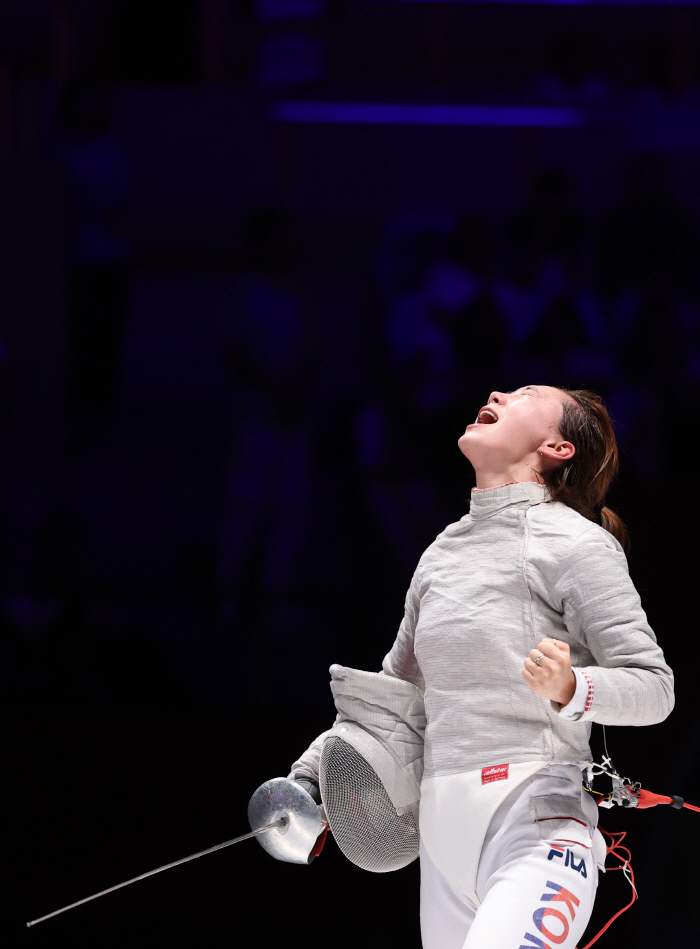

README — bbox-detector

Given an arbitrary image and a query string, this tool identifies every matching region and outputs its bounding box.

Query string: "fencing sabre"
[27,777,324,928]
[27,820,284,928]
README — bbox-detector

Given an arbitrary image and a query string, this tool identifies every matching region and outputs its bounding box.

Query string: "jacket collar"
[469,481,550,519]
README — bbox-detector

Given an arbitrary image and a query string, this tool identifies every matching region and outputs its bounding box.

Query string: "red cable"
[577,827,637,949]
[576,792,699,946]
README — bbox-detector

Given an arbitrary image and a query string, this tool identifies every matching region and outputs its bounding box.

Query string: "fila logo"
[547,845,587,878]
[519,880,581,949]
[482,764,509,784]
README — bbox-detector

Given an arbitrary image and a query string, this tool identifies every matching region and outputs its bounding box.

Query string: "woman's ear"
[540,440,575,465]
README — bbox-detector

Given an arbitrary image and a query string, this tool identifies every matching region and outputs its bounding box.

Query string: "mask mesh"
[319,735,419,872]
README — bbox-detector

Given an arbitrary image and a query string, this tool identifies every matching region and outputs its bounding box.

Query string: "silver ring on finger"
[535,654,546,665]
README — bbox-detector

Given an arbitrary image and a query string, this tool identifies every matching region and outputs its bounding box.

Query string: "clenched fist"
[522,638,576,707]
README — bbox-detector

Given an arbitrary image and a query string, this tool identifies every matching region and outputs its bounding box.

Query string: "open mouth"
[475,407,498,425]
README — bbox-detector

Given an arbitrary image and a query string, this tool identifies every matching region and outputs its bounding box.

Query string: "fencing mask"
[319,664,425,873]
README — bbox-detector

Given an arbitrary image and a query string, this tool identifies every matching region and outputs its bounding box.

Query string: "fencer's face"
[458,385,569,469]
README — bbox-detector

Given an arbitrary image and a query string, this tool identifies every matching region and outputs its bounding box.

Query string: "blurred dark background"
[4,0,699,945]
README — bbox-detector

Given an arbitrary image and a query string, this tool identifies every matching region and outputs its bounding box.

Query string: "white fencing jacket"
[381,481,673,778]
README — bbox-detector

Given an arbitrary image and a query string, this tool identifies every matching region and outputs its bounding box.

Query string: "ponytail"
[599,506,628,551]
[544,390,629,552]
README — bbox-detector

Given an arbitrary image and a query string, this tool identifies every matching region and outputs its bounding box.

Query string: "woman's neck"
[473,463,543,490]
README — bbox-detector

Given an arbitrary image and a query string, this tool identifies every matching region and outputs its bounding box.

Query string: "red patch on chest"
[482,764,509,784]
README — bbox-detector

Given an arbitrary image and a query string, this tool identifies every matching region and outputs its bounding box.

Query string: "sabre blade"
[26,818,286,928]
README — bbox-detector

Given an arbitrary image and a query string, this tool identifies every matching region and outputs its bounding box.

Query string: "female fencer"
[290,385,674,949]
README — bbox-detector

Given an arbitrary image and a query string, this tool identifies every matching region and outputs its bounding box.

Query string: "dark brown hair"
[543,389,629,551]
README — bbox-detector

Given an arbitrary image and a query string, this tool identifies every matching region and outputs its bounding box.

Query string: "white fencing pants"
[420,769,602,949]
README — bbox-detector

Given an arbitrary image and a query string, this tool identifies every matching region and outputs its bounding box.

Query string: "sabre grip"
[294,777,321,805]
